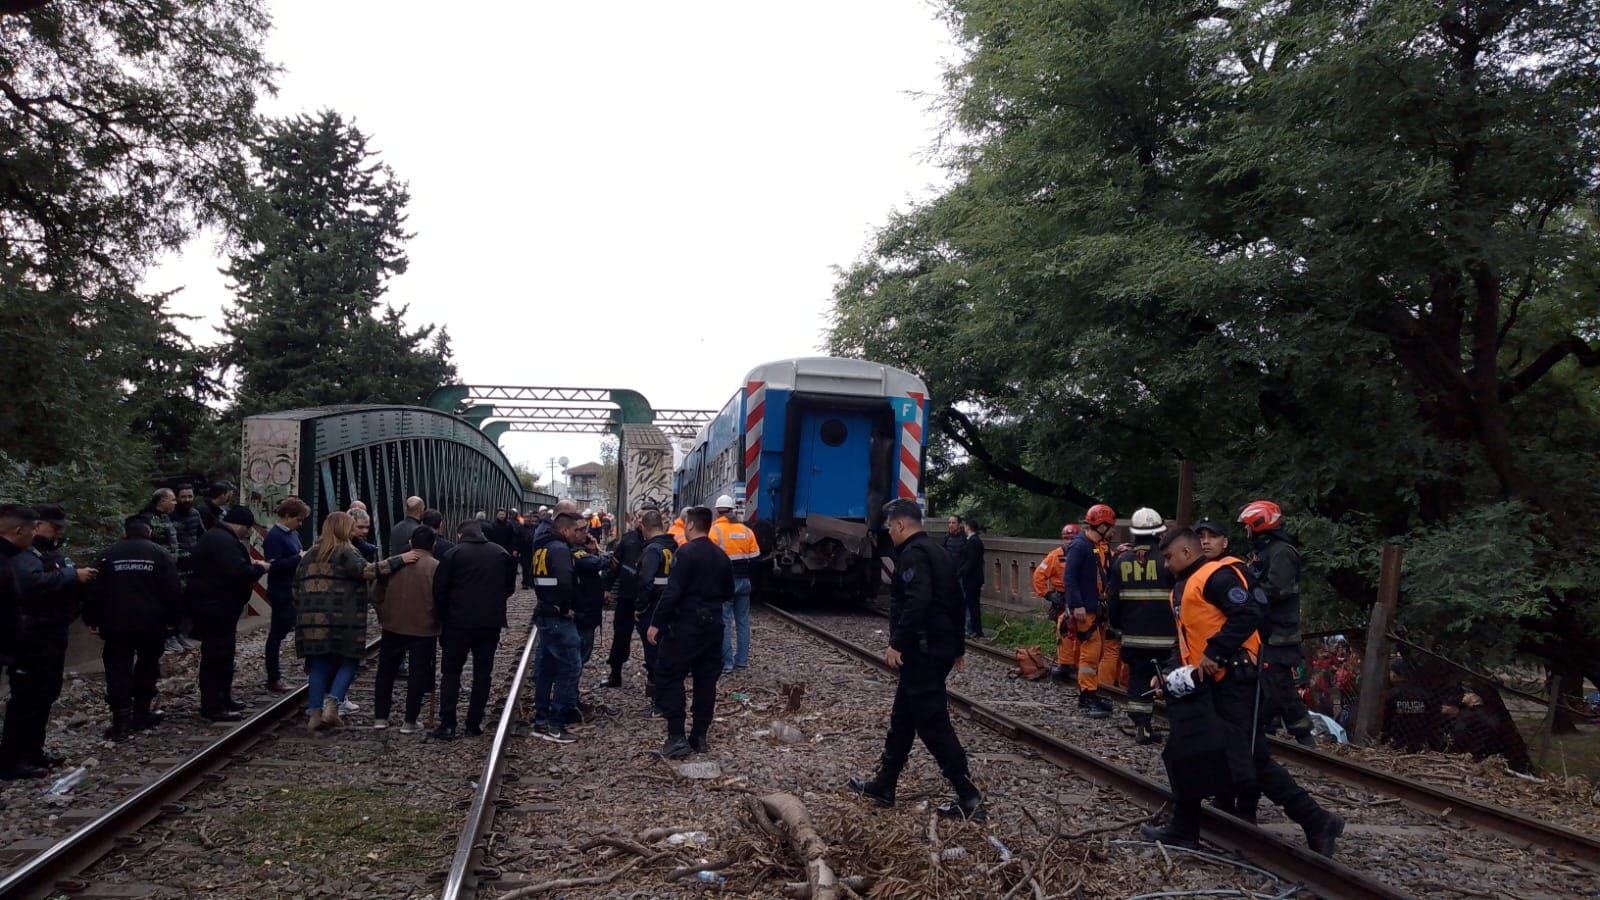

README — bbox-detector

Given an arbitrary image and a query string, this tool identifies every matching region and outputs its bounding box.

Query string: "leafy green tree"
[221,110,454,415]
[513,464,542,492]
[830,0,1600,706]
[0,1,275,530]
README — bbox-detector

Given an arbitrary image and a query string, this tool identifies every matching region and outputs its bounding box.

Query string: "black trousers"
[439,627,500,729]
[103,632,165,714]
[880,651,969,784]
[1173,671,1323,831]
[607,597,637,669]
[1260,657,1313,736]
[635,603,660,682]
[195,613,239,716]
[0,635,67,767]
[654,610,722,739]
[374,631,437,722]
[961,579,984,634]
[1120,647,1170,726]
[519,554,534,589]
[264,589,295,684]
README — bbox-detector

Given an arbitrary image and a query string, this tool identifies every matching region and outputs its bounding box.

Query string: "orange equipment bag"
[1015,646,1051,681]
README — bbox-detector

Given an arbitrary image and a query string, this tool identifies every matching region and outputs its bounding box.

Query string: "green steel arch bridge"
[241,387,714,549]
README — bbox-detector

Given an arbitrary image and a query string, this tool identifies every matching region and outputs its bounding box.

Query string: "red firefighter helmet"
[1084,504,1117,528]
[1061,523,1081,541]
[1238,500,1284,534]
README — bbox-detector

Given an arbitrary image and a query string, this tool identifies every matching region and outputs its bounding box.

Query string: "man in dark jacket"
[187,507,269,721]
[632,510,676,710]
[88,518,182,740]
[390,495,426,556]
[646,506,732,760]
[0,504,35,698]
[515,511,537,589]
[572,531,609,667]
[1239,500,1316,749]
[605,509,650,687]
[171,484,206,562]
[1,505,96,778]
[529,511,587,743]
[958,520,986,637]
[430,521,514,739]
[197,482,234,531]
[422,509,455,558]
[849,499,982,820]
[485,509,517,553]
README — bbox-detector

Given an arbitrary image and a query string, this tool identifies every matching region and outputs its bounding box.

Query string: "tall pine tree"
[222,110,454,414]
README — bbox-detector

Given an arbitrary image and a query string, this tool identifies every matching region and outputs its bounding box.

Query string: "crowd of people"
[0,483,773,780]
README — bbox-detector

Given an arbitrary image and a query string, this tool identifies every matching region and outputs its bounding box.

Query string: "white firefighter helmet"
[714,494,736,510]
[1129,507,1167,536]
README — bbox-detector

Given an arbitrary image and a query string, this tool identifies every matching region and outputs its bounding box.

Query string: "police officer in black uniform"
[849,499,984,821]
[633,510,676,712]
[1105,507,1176,745]
[0,505,94,777]
[87,517,182,740]
[646,506,731,759]
[605,506,652,688]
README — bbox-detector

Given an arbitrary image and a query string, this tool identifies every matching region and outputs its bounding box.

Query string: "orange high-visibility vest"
[1172,556,1261,678]
[708,516,760,562]
[668,519,686,546]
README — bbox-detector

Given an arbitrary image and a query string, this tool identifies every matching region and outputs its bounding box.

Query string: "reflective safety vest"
[709,517,759,560]
[709,516,760,577]
[668,519,686,546]
[1172,556,1260,677]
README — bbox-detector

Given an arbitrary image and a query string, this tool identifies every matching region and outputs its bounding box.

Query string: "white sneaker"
[399,721,421,734]
[338,700,360,715]
[372,720,388,730]
[163,636,186,653]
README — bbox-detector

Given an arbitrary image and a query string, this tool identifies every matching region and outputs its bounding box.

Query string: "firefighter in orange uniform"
[1032,523,1080,682]
[1063,504,1116,717]
[668,510,687,546]
[1140,527,1343,855]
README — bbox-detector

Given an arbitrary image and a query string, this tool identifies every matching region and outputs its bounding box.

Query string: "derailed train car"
[675,357,928,597]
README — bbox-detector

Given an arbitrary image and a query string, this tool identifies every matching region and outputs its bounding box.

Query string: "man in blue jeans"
[530,511,589,744]
[708,496,759,673]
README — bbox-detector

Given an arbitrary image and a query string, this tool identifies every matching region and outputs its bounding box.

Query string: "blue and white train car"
[675,357,928,596]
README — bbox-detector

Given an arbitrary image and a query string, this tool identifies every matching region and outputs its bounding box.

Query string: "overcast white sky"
[145,1,954,479]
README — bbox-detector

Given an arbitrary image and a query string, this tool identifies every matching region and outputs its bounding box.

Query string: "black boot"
[1050,665,1075,683]
[104,709,133,743]
[131,698,164,732]
[847,756,901,806]
[1304,812,1344,857]
[1139,819,1199,849]
[605,665,623,688]
[1134,721,1160,745]
[1078,691,1110,719]
[690,732,709,754]
[936,774,986,822]
[660,734,692,760]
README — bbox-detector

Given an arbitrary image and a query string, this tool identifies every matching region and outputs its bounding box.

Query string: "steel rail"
[0,636,385,900]
[764,604,1414,900]
[438,621,541,900]
[959,636,1600,873]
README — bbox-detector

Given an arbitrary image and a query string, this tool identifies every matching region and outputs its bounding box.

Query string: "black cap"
[222,506,257,527]
[34,504,67,526]
[1193,518,1228,535]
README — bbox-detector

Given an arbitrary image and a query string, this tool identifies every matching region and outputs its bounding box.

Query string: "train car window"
[821,418,848,447]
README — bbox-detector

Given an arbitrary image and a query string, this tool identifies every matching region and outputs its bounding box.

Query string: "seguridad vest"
[1172,556,1261,677]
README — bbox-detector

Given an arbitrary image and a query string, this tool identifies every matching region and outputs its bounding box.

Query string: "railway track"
[956,633,1600,872]
[763,603,1414,900]
[0,599,542,900]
